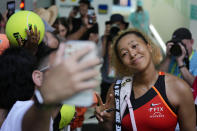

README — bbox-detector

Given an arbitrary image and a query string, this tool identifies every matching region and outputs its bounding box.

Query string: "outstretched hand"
[95,93,115,123]
[24,24,40,55]
[16,24,40,55]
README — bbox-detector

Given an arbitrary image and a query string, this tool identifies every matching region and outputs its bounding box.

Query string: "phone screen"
[88,8,95,24]
[7,1,15,19]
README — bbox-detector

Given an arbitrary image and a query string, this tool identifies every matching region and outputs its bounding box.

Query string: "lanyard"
[114,78,137,131]
[126,96,137,131]
[170,51,194,77]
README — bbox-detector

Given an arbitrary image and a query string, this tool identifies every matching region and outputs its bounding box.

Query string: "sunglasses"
[39,65,50,72]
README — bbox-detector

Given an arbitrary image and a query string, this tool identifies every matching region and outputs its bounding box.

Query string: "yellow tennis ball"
[5,11,45,46]
[59,104,76,129]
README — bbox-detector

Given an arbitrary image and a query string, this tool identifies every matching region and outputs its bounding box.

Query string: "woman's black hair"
[54,17,70,37]
[114,30,148,62]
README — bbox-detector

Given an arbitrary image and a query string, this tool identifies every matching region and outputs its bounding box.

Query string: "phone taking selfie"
[62,40,99,107]
[87,7,95,25]
[7,1,15,19]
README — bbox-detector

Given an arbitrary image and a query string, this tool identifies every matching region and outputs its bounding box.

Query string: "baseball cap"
[172,27,192,40]
[0,34,10,55]
[108,14,129,29]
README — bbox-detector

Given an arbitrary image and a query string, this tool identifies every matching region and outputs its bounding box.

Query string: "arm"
[177,81,196,131]
[165,74,196,131]
[159,42,174,72]
[23,44,100,131]
[66,25,88,40]
[159,56,171,72]
[176,44,195,86]
[22,104,55,131]
[179,66,195,86]
[66,15,94,41]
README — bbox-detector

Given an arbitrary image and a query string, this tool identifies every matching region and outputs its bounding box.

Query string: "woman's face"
[58,24,68,38]
[117,34,152,72]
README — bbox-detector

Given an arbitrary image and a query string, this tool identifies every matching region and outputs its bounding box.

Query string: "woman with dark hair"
[53,17,70,42]
[95,28,195,131]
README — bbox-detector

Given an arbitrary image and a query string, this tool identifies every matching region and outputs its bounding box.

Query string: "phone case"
[62,40,98,107]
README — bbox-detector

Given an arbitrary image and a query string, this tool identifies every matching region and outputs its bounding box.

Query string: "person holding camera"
[100,14,129,103]
[160,28,197,87]
[67,0,99,41]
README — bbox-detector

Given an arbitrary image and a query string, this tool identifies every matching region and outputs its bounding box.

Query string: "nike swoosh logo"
[150,103,160,107]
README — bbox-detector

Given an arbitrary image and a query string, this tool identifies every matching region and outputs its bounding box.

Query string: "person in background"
[95,28,195,131]
[53,17,70,42]
[129,0,150,35]
[159,28,197,87]
[100,14,129,103]
[67,0,99,41]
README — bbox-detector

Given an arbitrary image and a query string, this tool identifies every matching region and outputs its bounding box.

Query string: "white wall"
[190,0,197,50]
[144,0,190,43]
[56,0,112,36]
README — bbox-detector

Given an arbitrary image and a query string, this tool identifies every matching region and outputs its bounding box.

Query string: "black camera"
[168,38,189,69]
[168,39,186,57]
[108,24,120,42]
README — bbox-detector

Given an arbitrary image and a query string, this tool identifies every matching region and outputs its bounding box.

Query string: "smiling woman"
[94,28,196,131]
[112,28,161,77]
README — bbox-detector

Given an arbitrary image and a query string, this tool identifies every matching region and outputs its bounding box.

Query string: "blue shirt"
[168,50,197,78]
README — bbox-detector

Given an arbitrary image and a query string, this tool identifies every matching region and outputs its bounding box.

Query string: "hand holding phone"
[62,40,100,107]
[87,7,95,25]
[7,1,15,19]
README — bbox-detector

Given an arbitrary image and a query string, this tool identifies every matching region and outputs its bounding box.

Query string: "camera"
[168,39,186,57]
[88,7,95,24]
[108,24,120,42]
[168,39,190,69]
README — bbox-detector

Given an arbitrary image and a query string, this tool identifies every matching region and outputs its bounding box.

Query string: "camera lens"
[170,44,182,57]
[108,25,120,42]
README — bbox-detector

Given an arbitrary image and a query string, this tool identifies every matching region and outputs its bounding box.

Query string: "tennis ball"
[59,104,76,129]
[5,10,45,46]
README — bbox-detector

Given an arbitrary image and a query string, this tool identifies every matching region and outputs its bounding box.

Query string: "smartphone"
[62,40,99,107]
[7,1,15,19]
[87,7,95,25]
